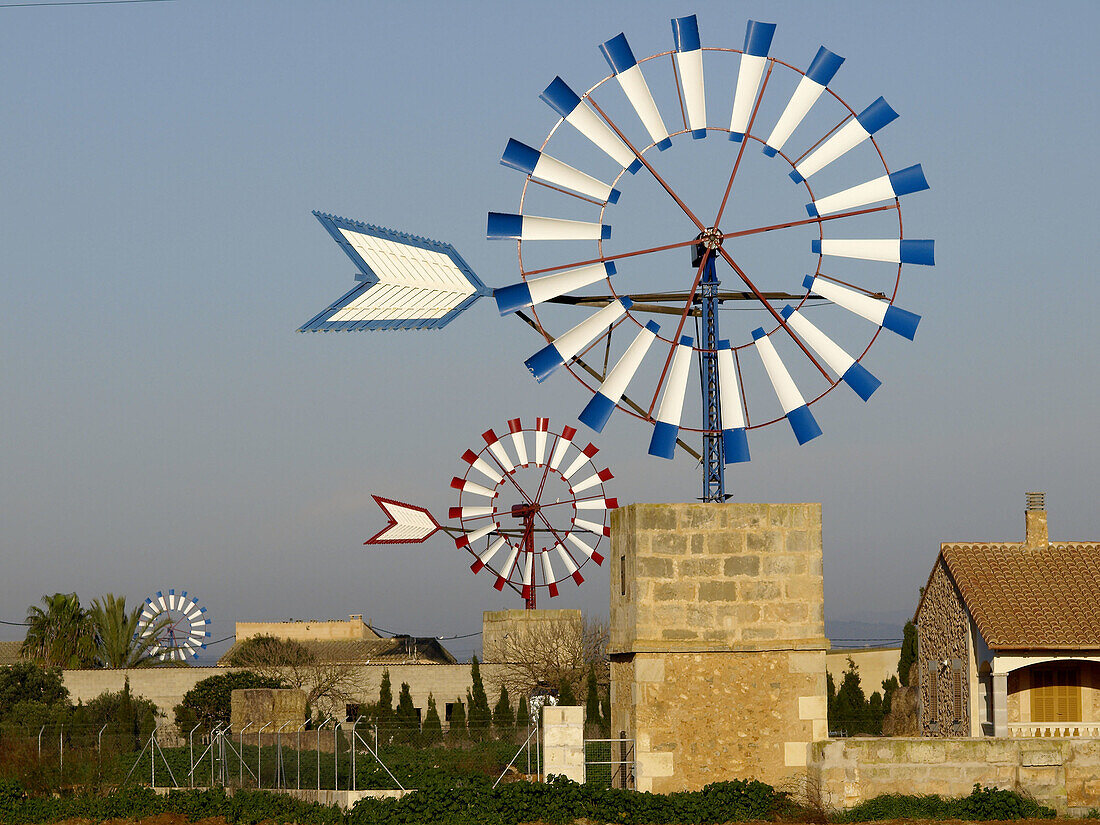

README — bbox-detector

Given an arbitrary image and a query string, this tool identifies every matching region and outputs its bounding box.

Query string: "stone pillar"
[542,705,585,782]
[992,673,1009,737]
[610,503,829,793]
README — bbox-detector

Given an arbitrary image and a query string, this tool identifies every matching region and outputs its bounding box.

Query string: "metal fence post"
[239,722,252,787]
[37,725,45,760]
[59,724,64,779]
[350,718,359,791]
[151,725,159,788]
[257,722,270,788]
[296,722,306,790]
[188,724,200,788]
[97,724,107,781]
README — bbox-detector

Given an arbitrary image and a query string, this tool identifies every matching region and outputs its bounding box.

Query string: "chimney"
[1024,492,1048,549]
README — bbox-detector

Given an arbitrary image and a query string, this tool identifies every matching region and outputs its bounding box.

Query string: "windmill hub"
[700,227,723,251]
[510,502,541,518]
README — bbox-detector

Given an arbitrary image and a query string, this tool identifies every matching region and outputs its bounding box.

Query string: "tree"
[89,594,163,669]
[0,662,69,724]
[467,656,492,741]
[448,697,467,741]
[584,669,601,730]
[488,614,609,702]
[492,684,514,736]
[516,694,530,730]
[21,593,96,668]
[899,620,918,686]
[881,675,900,715]
[377,669,394,724]
[598,690,611,735]
[173,670,284,733]
[71,678,160,751]
[558,678,576,706]
[223,635,362,713]
[395,682,418,738]
[422,693,443,744]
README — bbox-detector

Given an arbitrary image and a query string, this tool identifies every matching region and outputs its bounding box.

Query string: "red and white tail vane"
[365,495,442,545]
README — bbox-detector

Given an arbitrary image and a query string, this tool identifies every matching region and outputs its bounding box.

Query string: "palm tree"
[21,593,96,668]
[89,594,163,668]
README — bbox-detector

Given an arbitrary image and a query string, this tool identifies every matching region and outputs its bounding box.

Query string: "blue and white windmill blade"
[752,327,822,445]
[807,164,929,217]
[780,305,880,401]
[524,298,633,383]
[599,33,671,150]
[672,15,706,138]
[648,336,694,459]
[501,140,621,203]
[487,212,612,242]
[812,238,935,266]
[301,213,489,332]
[579,320,660,432]
[763,47,844,157]
[541,77,643,174]
[729,20,776,142]
[716,341,750,463]
[495,262,615,316]
[803,275,921,340]
[790,97,898,183]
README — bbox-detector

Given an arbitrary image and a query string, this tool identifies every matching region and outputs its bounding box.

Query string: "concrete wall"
[826,647,901,695]
[809,736,1100,815]
[482,609,582,664]
[230,688,307,730]
[542,705,585,782]
[236,617,381,642]
[610,502,829,793]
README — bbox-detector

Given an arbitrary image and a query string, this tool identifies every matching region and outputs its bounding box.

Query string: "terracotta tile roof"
[940,542,1100,650]
[0,641,24,666]
[217,636,457,666]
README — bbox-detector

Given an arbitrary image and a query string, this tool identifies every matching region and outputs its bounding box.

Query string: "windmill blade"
[167,590,178,611]
[672,15,706,138]
[448,505,494,519]
[481,428,516,473]
[456,522,501,550]
[571,468,613,494]
[566,532,605,564]
[729,20,776,142]
[803,275,921,340]
[549,425,576,471]
[471,536,508,573]
[494,543,521,590]
[811,238,935,266]
[300,213,489,332]
[366,495,442,544]
[807,164,928,217]
[763,46,844,157]
[648,336,694,459]
[563,442,599,480]
[541,550,559,597]
[541,76,643,173]
[554,542,584,585]
[501,139,621,203]
[521,551,534,601]
[579,320,660,432]
[524,298,633,383]
[450,476,496,498]
[716,340,750,463]
[461,449,504,485]
[496,262,615,316]
[599,33,671,150]
[508,419,530,466]
[533,418,549,466]
[487,212,612,242]
[752,327,822,445]
[575,496,619,510]
[156,592,168,611]
[790,97,898,183]
[780,306,881,401]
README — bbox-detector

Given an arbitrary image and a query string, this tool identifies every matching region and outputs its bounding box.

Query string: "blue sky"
[1,1,1096,661]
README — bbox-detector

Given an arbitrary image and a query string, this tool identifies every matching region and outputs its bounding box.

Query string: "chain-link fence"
[583,738,634,789]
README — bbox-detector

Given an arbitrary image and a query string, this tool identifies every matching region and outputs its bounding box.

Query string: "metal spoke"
[723,204,898,240]
[522,236,700,278]
[713,60,774,227]
[647,249,712,413]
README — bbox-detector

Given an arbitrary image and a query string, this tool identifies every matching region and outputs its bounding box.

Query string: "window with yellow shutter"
[1030,667,1081,723]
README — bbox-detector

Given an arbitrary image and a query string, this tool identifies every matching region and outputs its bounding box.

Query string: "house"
[915,493,1100,737]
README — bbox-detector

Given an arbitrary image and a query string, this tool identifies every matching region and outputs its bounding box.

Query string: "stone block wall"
[230,688,307,730]
[482,609,582,664]
[542,705,585,782]
[916,558,970,736]
[610,502,829,792]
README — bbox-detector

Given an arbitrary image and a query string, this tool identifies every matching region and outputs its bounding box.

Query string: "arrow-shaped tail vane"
[365,495,443,545]
[301,213,490,332]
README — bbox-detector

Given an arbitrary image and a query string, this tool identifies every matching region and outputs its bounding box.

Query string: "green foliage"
[828,657,888,735]
[467,657,492,741]
[492,684,514,734]
[837,783,1055,821]
[377,669,393,724]
[584,669,601,727]
[89,594,163,669]
[515,694,529,730]
[21,594,96,669]
[173,670,284,732]
[447,697,466,741]
[899,620,918,686]
[395,682,418,733]
[70,678,159,751]
[422,693,442,744]
[557,678,576,706]
[0,663,68,725]
[881,674,899,715]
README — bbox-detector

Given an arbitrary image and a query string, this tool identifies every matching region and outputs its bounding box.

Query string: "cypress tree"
[422,693,443,744]
[467,656,492,741]
[516,695,530,730]
[377,669,394,724]
[558,678,576,706]
[898,621,918,686]
[448,697,467,741]
[395,681,418,739]
[584,670,601,728]
[493,684,515,736]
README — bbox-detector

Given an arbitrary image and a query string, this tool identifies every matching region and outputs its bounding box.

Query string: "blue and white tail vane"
[488,212,612,242]
[501,139,621,203]
[599,33,671,150]
[807,164,928,217]
[729,20,776,141]
[524,298,633,383]
[578,320,660,432]
[790,97,898,183]
[494,262,615,316]
[648,336,694,459]
[752,327,822,445]
[780,305,880,401]
[811,238,935,266]
[716,340,750,463]
[541,76,643,174]
[672,15,706,138]
[301,213,490,332]
[803,275,921,340]
[763,46,844,157]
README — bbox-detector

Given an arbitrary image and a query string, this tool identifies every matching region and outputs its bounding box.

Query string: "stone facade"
[609,502,829,792]
[482,609,582,664]
[236,616,382,643]
[230,688,307,730]
[916,558,970,737]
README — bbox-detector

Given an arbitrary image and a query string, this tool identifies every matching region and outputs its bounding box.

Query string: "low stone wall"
[809,737,1100,815]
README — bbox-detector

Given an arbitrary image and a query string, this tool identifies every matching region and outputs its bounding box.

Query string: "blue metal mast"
[694,236,728,502]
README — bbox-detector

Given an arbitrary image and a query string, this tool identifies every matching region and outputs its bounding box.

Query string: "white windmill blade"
[566,532,605,565]
[571,468,614,495]
[508,419,530,466]
[533,418,549,466]
[450,476,496,499]
[573,516,612,539]
[554,542,584,585]
[599,32,671,150]
[672,15,706,138]
[548,425,576,471]
[729,20,776,142]
[562,442,600,480]
[807,164,929,217]
[811,238,935,266]
[455,522,501,550]
[461,449,504,485]
[471,537,508,573]
[481,428,516,473]
[763,46,844,157]
[780,305,881,401]
[802,275,921,340]
[648,335,694,459]
[156,592,168,612]
[521,552,534,601]
[494,262,614,316]
[300,213,490,332]
[524,298,632,383]
[487,212,611,242]
[501,139,621,203]
[790,97,898,183]
[574,497,619,510]
[540,76,643,173]
[751,327,822,445]
[541,550,559,598]
[716,340,750,464]
[494,543,521,590]
[579,320,660,432]
[449,505,494,519]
